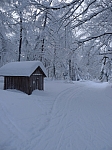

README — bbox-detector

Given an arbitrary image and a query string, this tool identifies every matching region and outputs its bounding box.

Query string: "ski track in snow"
[24,85,93,150]
[0,80,112,150]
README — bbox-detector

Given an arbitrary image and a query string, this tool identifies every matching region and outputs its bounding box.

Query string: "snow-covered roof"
[0,61,47,77]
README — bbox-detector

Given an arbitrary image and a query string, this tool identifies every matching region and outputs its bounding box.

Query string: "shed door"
[32,76,39,91]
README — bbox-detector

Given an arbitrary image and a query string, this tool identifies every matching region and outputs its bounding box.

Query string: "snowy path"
[24,82,112,150]
[0,80,112,150]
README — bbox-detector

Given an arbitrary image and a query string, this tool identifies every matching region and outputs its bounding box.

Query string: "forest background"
[0,0,112,81]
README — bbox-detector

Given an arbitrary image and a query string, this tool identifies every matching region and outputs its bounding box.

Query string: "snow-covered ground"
[0,77,112,150]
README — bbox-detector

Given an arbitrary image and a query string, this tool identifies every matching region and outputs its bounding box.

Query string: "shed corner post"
[4,76,6,90]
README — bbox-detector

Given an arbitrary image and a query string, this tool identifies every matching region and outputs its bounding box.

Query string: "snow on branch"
[30,0,81,10]
[74,32,112,44]
[64,0,97,27]
[72,7,109,29]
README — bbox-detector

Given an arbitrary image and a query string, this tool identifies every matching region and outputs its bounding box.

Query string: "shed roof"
[0,61,47,77]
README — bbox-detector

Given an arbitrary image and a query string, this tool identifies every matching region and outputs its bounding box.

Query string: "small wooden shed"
[0,61,47,95]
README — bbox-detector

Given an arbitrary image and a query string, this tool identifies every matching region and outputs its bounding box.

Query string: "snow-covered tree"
[0,0,112,81]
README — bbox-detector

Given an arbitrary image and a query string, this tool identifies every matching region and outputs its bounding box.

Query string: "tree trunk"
[52,46,56,79]
[40,12,47,62]
[69,59,72,80]
[18,11,22,61]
